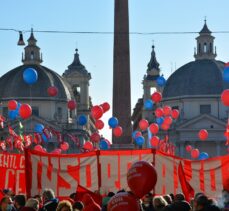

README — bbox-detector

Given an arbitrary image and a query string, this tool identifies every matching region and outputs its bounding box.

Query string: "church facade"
[0,30,96,153]
[132,22,229,158]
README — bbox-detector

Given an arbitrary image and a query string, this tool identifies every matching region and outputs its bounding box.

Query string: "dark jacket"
[40,198,58,211]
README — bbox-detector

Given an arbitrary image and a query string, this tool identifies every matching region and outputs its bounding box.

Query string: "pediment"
[177,114,226,131]
[6,115,61,133]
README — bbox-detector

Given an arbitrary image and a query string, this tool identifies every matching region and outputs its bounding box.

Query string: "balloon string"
[30,86,32,132]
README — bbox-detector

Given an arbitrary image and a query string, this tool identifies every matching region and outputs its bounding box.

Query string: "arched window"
[198,43,201,53]
[30,51,34,60]
[204,43,207,53]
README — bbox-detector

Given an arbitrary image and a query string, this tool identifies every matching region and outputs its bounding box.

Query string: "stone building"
[0,29,96,153]
[132,21,228,158]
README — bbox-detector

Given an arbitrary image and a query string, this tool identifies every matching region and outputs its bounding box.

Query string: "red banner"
[0,150,228,198]
[0,153,25,194]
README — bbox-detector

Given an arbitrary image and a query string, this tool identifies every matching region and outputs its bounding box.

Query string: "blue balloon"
[144,99,153,110]
[223,67,229,83]
[34,124,44,133]
[41,133,48,142]
[8,110,18,120]
[135,136,145,146]
[132,131,138,139]
[78,114,87,126]
[99,139,109,150]
[23,68,38,85]
[198,152,209,160]
[156,117,164,125]
[156,75,166,87]
[108,117,118,129]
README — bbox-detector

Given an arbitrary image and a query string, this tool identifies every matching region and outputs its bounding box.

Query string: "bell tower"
[22,28,43,65]
[194,20,217,60]
[142,45,160,119]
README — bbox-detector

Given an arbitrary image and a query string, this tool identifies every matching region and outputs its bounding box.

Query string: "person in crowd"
[222,189,229,211]
[153,196,167,211]
[14,195,26,211]
[69,193,76,201]
[101,192,115,211]
[21,198,39,211]
[163,193,191,211]
[72,201,84,211]
[56,200,73,211]
[32,195,42,210]
[195,194,221,211]
[142,193,154,211]
[192,192,205,211]
[0,196,16,211]
[82,193,101,211]
[40,189,58,211]
[163,195,172,205]
[169,194,174,203]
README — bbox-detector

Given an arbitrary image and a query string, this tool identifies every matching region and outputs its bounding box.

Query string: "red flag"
[178,161,194,202]
[8,126,18,137]
[75,184,102,206]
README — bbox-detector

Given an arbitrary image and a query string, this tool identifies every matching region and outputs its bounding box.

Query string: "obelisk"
[112,0,132,147]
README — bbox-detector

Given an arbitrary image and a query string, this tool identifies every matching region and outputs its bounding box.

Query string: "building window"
[30,51,34,60]
[32,107,39,116]
[57,107,62,118]
[198,43,201,53]
[210,43,212,53]
[204,43,207,53]
[2,107,8,117]
[200,105,211,114]
[172,106,179,110]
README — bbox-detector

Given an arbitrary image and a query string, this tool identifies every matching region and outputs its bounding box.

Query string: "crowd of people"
[0,188,228,211]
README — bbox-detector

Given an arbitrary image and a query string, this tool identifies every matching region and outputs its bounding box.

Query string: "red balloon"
[19,104,32,119]
[60,142,69,151]
[47,86,58,97]
[164,116,173,125]
[105,139,111,147]
[171,109,179,119]
[185,145,192,152]
[51,148,62,154]
[150,136,160,147]
[161,123,170,131]
[127,161,157,198]
[108,192,141,211]
[134,131,142,138]
[101,102,110,113]
[8,100,18,110]
[163,106,172,116]
[95,120,104,130]
[34,145,44,152]
[83,141,94,151]
[139,119,149,131]
[221,89,229,106]
[155,108,164,118]
[67,100,77,110]
[113,126,123,137]
[149,123,159,135]
[151,92,162,103]
[191,148,200,159]
[225,62,229,67]
[91,105,103,119]
[198,129,208,141]
[90,133,101,143]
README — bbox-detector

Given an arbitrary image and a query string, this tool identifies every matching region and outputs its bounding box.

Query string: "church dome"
[163,59,228,98]
[0,29,73,101]
[0,64,72,101]
[163,21,229,99]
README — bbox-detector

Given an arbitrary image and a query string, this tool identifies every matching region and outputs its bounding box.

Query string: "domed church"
[132,21,229,158]
[0,29,96,153]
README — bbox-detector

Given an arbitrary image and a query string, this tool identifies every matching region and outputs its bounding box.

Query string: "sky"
[1,0,229,140]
